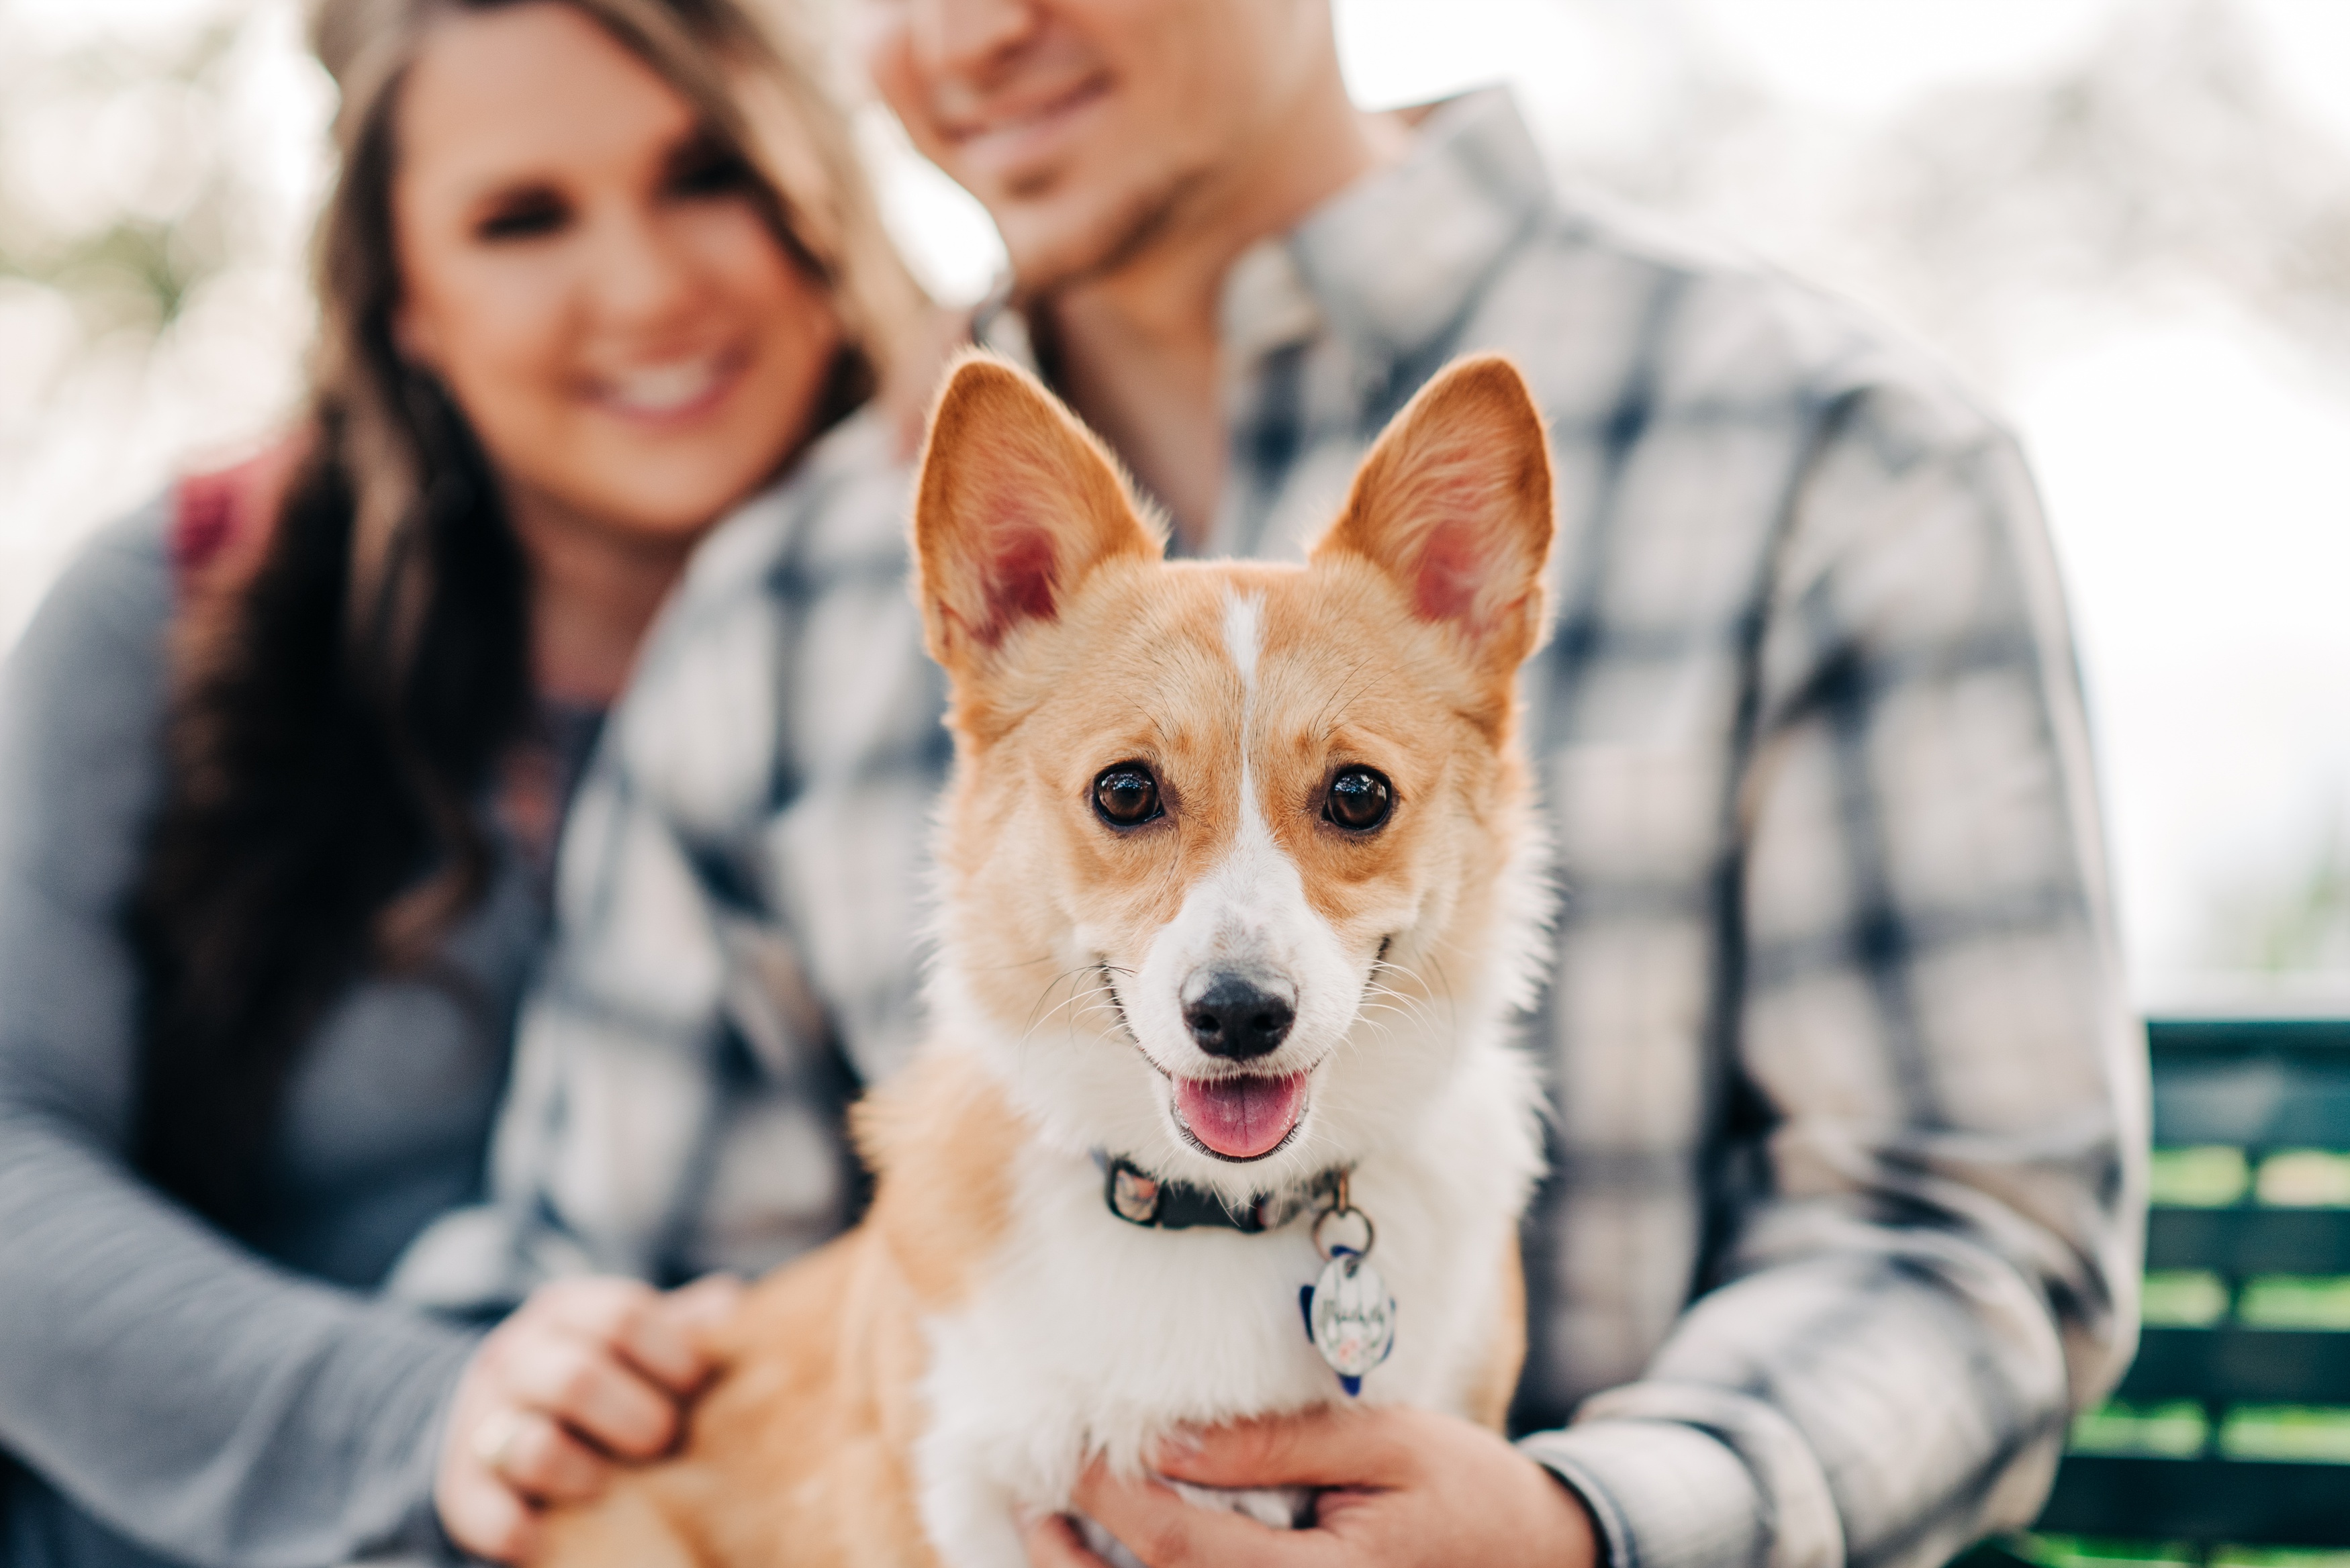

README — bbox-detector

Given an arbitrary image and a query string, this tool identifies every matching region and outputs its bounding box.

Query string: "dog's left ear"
[913,351,1160,678]
[1311,354,1554,697]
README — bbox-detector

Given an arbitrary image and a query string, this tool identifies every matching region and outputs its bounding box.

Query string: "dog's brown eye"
[1325,767,1393,832]
[1093,763,1163,828]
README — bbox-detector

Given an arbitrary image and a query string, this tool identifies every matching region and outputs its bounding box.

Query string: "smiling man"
[855,3,2147,1567]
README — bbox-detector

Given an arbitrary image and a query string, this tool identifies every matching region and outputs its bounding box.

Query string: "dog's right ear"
[912,352,1160,676]
[1309,354,1554,707]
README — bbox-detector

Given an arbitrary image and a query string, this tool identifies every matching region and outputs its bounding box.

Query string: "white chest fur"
[909,1037,1542,1568]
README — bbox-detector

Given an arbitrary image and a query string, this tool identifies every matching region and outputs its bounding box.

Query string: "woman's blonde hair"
[131,0,923,1226]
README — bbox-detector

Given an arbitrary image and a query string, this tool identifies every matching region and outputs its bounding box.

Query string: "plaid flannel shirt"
[389,412,947,1303]
[981,87,2145,1568]
[397,85,2144,1568]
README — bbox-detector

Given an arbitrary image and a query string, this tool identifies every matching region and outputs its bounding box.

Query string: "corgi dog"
[544,352,1556,1568]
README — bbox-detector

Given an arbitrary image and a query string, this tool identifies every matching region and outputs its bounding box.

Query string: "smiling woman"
[386,5,853,699]
[0,2,929,1565]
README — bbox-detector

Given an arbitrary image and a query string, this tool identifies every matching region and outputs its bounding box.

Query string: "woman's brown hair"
[129,0,924,1228]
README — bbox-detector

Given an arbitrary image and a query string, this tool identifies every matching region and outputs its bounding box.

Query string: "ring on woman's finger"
[471,1408,531,1478]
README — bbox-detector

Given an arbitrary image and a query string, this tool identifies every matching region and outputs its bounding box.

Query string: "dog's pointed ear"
[1310,354,1554,691]
[913,352,1160,675]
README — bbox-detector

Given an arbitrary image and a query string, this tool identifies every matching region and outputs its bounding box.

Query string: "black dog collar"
[1095,1153,1345,1234]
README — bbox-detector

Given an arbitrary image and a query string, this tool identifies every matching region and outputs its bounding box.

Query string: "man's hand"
[1024,1404,1601,1568]
[434,1273,742,1563]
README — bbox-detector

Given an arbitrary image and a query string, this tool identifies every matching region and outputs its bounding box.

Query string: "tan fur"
[912,350,1160,687]
[931,551,1542,1065]
[535,354,1551,1566]
[931,357,1552,1105]
[1318,354,1554,718]
[1466,1242,1528,1433]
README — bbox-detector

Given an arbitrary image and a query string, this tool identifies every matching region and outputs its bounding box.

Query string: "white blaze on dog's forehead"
[1221,589,1264,698]
[1113,581,1369,1101]
[1221,589,1271,850]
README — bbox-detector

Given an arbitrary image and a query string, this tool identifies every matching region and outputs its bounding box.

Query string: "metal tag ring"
[1312,1204,1375,1261]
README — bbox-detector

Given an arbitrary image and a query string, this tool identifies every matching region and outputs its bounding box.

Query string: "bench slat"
[2145,1205,2350,1274]
[2038,1455,2350,1546]
[2023,1023,2350,1559]
[2114,1325,2350,1403]
[2153,1066,2350,1147]
[2147,1019,2350,1146]
[2148,1019,2350,1063]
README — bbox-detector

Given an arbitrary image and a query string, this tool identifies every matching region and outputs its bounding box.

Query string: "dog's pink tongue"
[1172,1073,1309,1160]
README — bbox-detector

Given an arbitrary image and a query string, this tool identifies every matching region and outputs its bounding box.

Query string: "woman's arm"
[0,508,474,1567]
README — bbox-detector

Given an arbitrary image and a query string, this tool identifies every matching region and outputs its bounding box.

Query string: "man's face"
[859,0,1327,291]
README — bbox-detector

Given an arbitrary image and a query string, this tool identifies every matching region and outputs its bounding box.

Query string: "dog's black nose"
[1182,972,1296,1060]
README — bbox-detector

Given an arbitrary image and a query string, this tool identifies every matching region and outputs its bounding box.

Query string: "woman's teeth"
[605,358,723,415]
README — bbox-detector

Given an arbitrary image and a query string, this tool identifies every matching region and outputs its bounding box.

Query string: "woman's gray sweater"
[0,504,553,1567]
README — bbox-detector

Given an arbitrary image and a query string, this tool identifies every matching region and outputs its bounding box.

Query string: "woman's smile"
[581,342,753,426]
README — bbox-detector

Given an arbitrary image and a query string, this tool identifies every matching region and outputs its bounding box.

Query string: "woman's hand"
[434,1273,742,1563]
[1024,1405,1600,1568]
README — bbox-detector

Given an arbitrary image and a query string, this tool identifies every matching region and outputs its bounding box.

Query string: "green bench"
[2010,1016,2350,1564]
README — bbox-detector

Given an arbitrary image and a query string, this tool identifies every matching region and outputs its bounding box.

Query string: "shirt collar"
[1235,85,1555,371]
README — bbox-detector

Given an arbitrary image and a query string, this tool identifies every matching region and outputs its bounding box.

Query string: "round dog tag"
[1305,1251,1395,1395]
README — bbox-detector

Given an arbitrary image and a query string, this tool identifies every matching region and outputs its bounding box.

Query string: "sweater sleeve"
[1519,382,2145,1568]
[0,506,479,1568]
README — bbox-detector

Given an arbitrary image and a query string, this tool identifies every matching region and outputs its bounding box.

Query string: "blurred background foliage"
[1585,0,2350,382]
[1,0,2346,998]
[1,0,326,640]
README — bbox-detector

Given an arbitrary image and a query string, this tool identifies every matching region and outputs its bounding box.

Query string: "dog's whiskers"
[1362,983,1436,1018]
[1020,965,1129,1050]
[1090,960,1143,1046]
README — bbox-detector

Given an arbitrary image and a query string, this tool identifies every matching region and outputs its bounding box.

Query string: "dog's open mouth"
[1171,1071,1310,1161]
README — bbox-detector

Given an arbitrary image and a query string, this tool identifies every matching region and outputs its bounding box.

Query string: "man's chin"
[996,179,1195,299]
